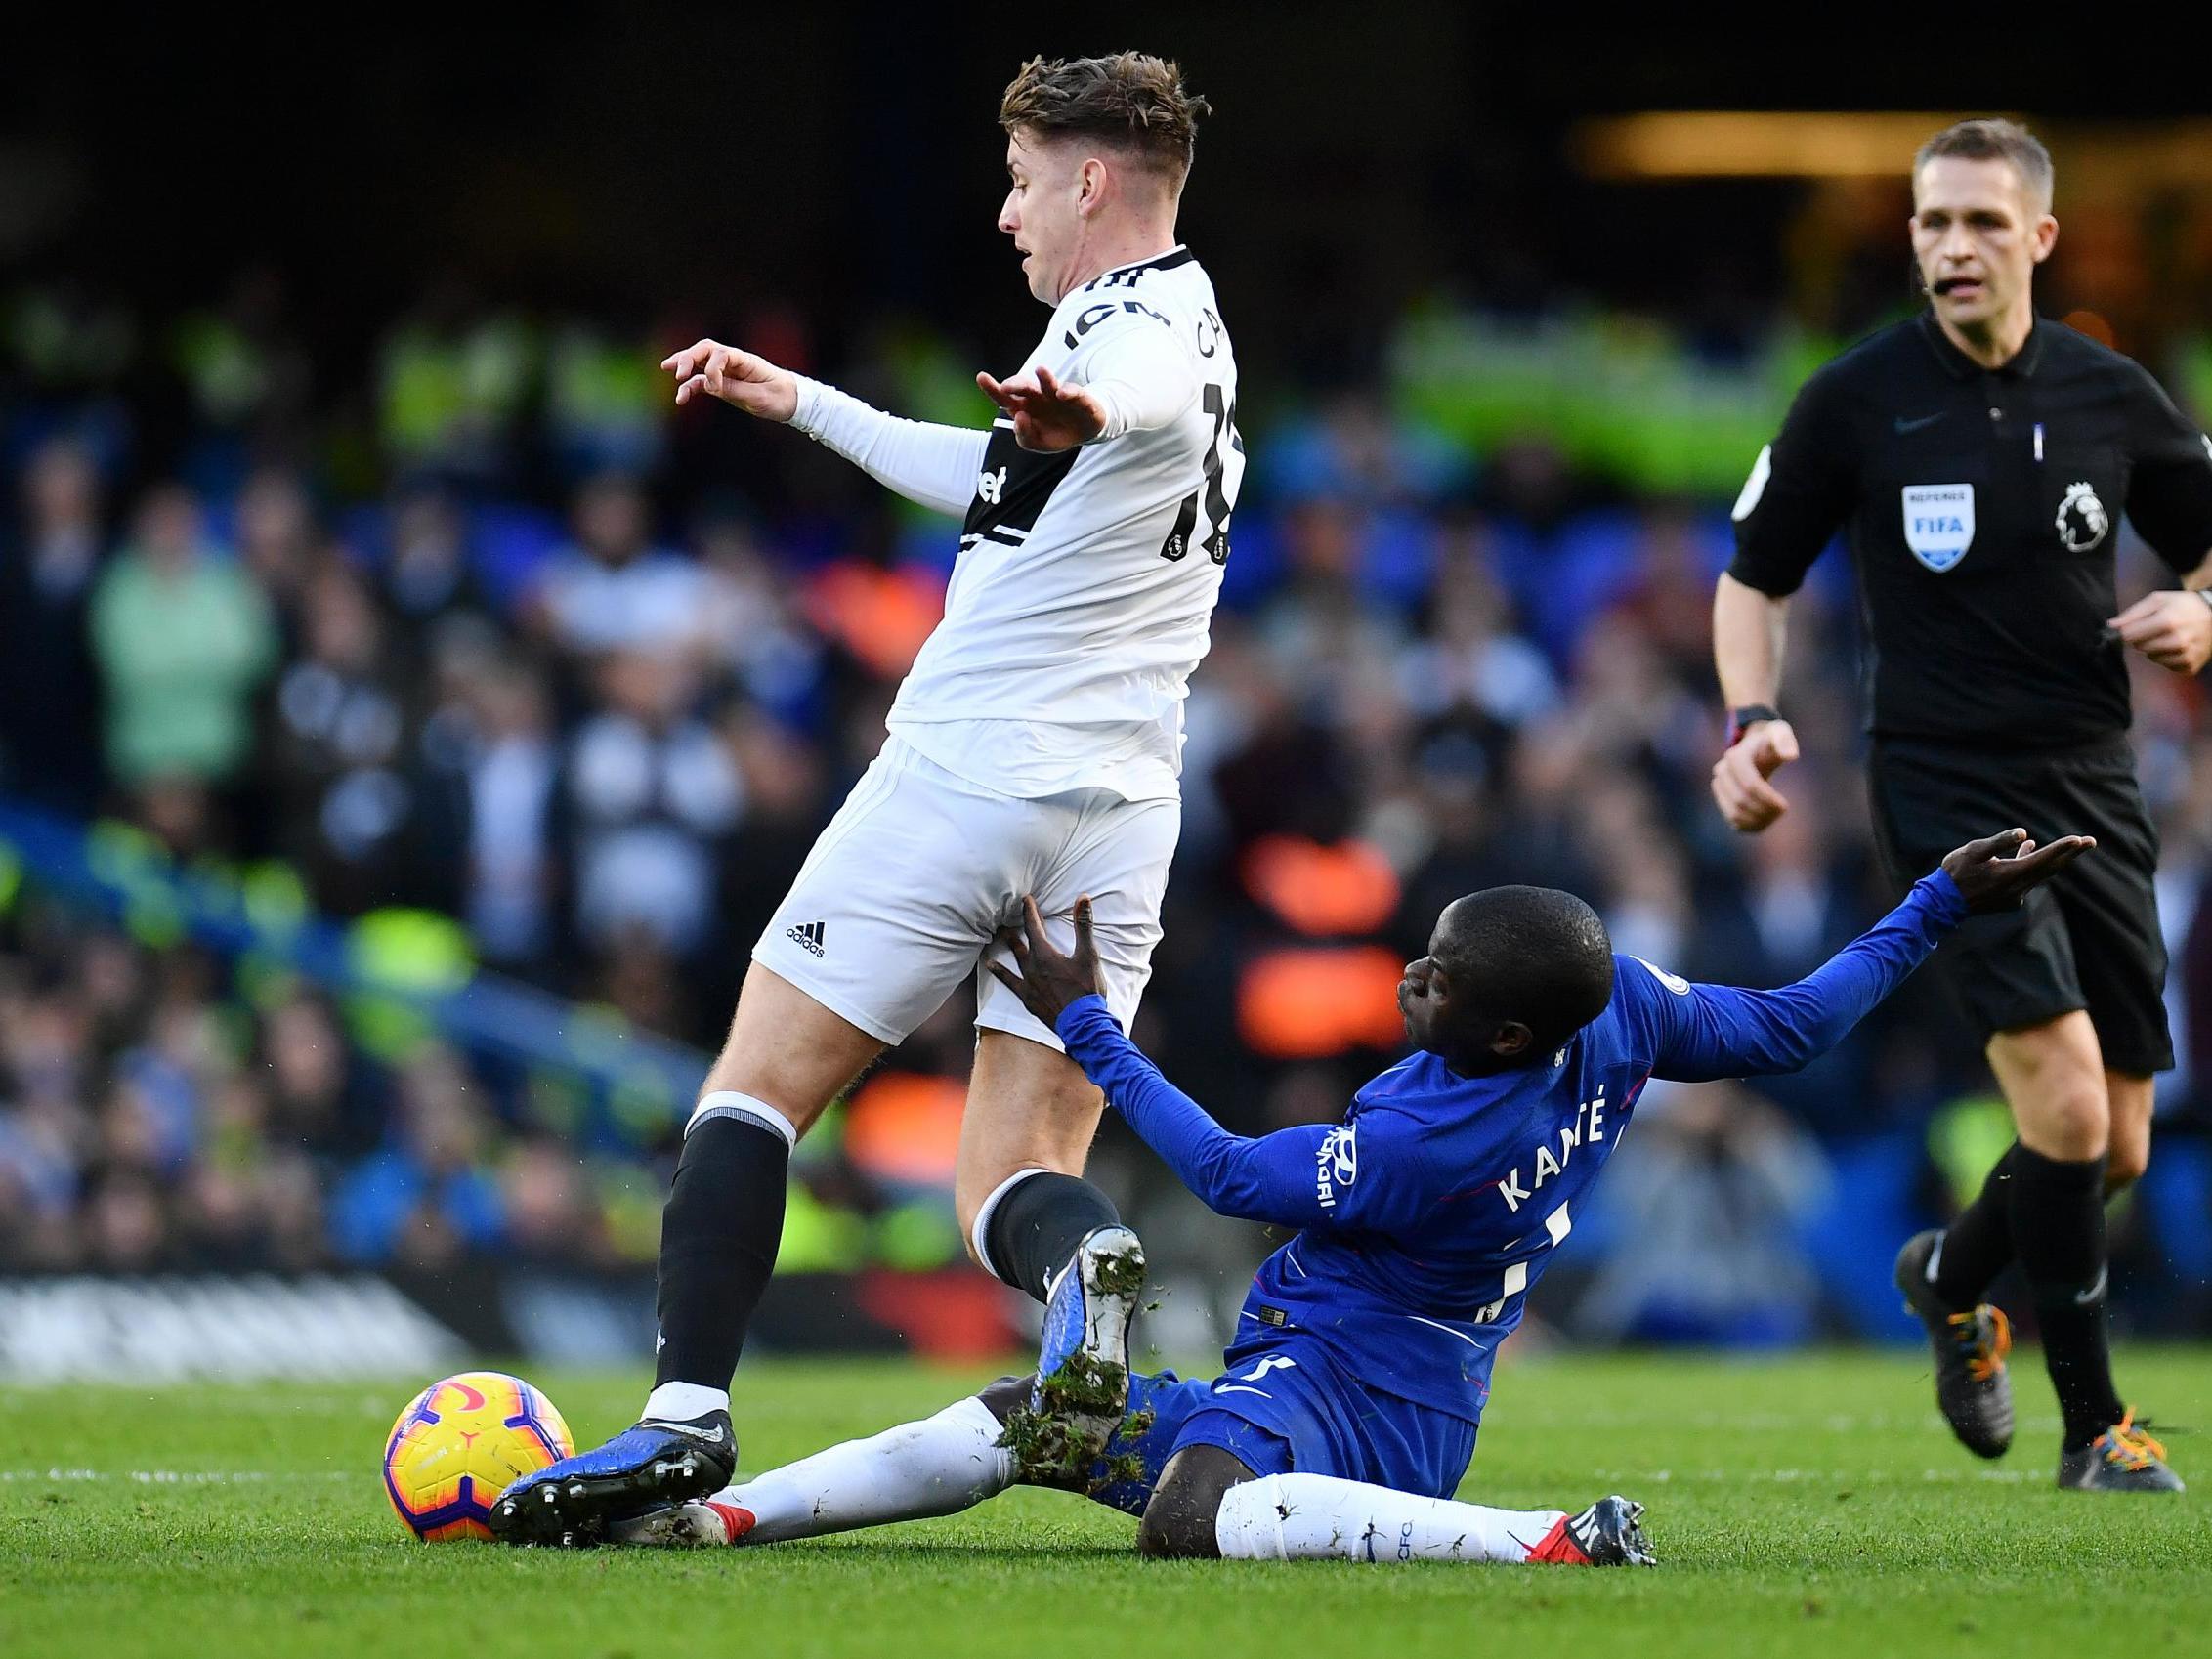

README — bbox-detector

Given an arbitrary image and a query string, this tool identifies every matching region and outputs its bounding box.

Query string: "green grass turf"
[4,1348,2207,1659]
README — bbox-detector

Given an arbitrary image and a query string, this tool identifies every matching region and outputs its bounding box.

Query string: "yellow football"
[382,1371,574,1541]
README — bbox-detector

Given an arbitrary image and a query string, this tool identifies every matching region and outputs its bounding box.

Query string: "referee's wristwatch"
[1725,703,1780,747]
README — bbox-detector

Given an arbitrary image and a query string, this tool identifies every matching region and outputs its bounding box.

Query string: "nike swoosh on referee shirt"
[2073,1265,2108,1305]
[1894,413,1946,435]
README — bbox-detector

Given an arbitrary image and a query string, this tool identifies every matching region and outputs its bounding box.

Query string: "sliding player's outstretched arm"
[1633,830,2095,1081]
[662,338,986,517]
[990,898,1434,1229]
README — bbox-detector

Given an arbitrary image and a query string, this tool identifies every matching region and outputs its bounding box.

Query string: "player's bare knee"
[2104,1073,2154,1191]
[962,1037,1105,1194]
[1138,1447,1251,1559]
[1137,1485,1220,1558]
[1136,1500,1214,1559]
[975,1373,1035,1430]
[2105,1130,2149,1191]
[1992,1028,2110,1160]
[2017,1087,2109,1162]
[700,963,882,1132]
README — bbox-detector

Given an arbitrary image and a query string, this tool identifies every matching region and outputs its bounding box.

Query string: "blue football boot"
[489,1408,736,1547]
[1000,1224,1147,1488]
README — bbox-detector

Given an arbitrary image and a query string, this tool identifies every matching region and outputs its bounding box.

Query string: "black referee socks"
[653,1113,790,1391]
[1932,1142,2022,1310]
[2006,1144,2127,1449]
[981,1170,1120,1302]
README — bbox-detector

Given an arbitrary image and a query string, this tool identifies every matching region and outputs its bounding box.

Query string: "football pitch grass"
[5,1348,2206,1659]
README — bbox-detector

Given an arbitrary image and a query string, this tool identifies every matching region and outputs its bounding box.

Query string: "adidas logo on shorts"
[787,920,827,957]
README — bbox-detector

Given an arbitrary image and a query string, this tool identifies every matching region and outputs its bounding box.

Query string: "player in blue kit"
[611,828,2086,1566]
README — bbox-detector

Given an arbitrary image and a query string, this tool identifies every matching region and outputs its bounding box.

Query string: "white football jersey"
[885,246,1243,800]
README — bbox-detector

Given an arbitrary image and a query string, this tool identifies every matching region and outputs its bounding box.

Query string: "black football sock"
[652,1107,791,1395]
[2006,1144,2125,1449]
[979,1170,1121,1303]
[1931,1142,2022,1310]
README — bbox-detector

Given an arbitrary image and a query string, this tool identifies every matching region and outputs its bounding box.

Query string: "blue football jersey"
[1222,995,1654,1417]
[1056,872,1964,1422]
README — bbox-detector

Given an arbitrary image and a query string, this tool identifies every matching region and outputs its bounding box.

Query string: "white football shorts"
[750,737,1179,1050]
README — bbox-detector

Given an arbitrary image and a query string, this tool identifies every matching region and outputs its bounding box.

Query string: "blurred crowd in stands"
[5,259,2212,1344]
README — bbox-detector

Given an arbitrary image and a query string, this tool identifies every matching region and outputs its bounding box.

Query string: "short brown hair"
[1915,118,2054,209]
[999,53,1211,181]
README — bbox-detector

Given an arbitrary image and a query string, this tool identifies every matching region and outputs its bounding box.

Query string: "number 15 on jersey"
[1161,383,1244,565]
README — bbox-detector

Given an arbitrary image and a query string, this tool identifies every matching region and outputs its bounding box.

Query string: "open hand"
[661,340,799,421]
[975,364,1106,452]
[2107,591,2212,675]
[1940,828,2095,914]
[988,895,1102,1027]
[1710,719,1799,832]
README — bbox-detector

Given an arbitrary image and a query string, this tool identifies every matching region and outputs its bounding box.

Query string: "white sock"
[708,1396,1015,1544]
[1213,1473,1566,1564]
[642,1382,730,1423]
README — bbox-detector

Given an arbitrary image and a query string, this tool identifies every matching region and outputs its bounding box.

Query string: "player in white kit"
[492,52,1242,1546]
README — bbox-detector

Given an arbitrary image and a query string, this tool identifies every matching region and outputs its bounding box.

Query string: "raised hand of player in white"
[976,364,1106,453]
[2106,590,2212,675]
[1710,719,1800,833]
[661,340,799,422]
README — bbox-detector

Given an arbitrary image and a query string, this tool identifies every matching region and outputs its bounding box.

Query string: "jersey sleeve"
[1065,306,1201,441]
[2121,363,2212,574]
[1615,873,1966,1082]
[1054,996,1440,1230]
[788,376,988,518]
[1726,363,1857,596]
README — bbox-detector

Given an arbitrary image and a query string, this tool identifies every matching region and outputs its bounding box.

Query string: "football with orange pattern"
[382,1371,574,1541]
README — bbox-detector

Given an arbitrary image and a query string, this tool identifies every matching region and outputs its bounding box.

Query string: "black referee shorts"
[1868,736,2173,1075]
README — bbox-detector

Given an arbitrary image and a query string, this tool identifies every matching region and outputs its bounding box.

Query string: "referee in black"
[1712,119,2212,1493]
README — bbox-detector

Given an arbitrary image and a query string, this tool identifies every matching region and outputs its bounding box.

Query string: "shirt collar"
[1065,246,1196,304]
[1095,242,1188,279]
[1918,309,2046,380]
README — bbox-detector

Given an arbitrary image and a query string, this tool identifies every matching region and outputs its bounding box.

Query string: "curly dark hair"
[999,53,1211,181]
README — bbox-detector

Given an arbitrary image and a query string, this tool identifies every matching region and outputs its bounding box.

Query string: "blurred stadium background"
[6,9,2212,1381]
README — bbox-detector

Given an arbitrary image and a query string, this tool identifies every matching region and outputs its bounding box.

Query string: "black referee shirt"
[1728,312,2212,748]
